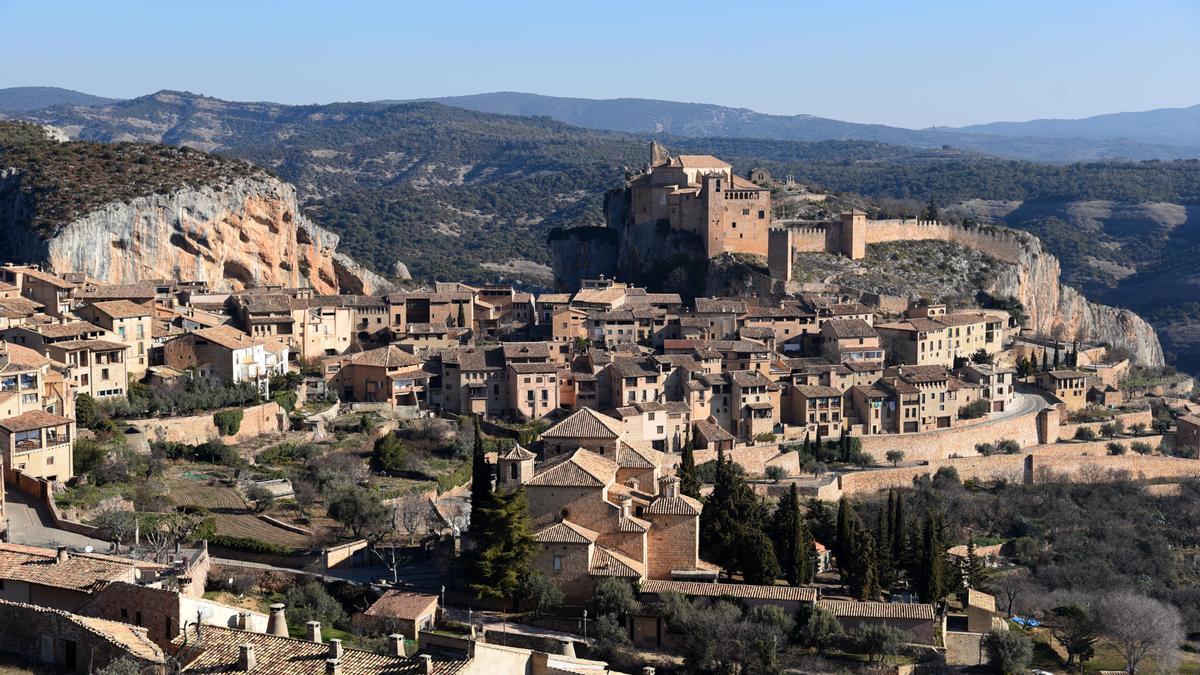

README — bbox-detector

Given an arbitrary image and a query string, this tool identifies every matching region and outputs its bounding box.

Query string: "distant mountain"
[0,87,119,113]
[958,104,1200,147]
[415,92,1200,162]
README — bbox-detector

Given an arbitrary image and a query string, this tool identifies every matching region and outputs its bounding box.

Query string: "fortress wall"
[860,220,1029,264]
[1033,454,1200,483]
[787,227,827,253]
[857,406,1042,462]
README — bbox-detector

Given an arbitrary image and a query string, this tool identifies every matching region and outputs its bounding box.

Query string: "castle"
[629,144,772,258]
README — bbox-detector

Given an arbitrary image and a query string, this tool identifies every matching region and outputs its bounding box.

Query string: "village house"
[388,290,475,337]
[230,292,353,362]
[505,361,561,420]
[1036,369,1091,411]
[958,362,1016,413]
[0,265,76,317]
[76,299,153,375]
[612,401,692,453]
[324,345,429,408]
[819,319,884,363]
[816,599,940,646]
[356,590,439,640]
[163,325,288,393]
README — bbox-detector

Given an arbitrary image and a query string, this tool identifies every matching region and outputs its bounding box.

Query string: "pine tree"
[700,448,778,579]
[678,437,701,499]
[965,538,984,588]
[814,427,824,461]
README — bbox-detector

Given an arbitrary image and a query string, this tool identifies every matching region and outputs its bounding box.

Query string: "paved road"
[3,486,112,550]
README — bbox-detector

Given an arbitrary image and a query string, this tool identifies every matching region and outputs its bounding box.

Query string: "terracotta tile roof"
[589,546,645,578]
[13,267,77,289]
[0,296,43,317]
[173,624,466,675]
[0,600,163,662]
[534,520,599,544]
[616,442,658,470]
[76,281,156,299]
[540,408,623,440]
[499,445,536,461]
[616,515,650,533]
[795,385,843,399]
[88,299,152,319]
[817,599,936,621]
[49,338,128,352]
[0,410,73,433]
[1044,370,1090,380]
[37,320,105,339]
[693,418,734,442]
[0,543,134,591]
[0,342,50,372]
[644,493,701,516]
[639,580,817,603]
[346,345,423,369]
[822,319,877,339]
[507,362,560,374]
[362,590,438,621]
[191,325,262,350]
[526,450,617,488]
[501,342,552,360]
[671,154,731,169]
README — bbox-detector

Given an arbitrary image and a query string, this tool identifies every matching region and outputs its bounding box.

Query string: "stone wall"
[856,405,1043,462]
[127,401,285,447]
[1058,408,1154,441]
[0,599,164,673]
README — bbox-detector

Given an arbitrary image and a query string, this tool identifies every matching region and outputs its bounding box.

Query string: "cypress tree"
[965,538,983,588]
[457,301,467,329]
[814,427,824,461]
[1053,347,1060,369]
[468,485,536,603]
[919,512,947,603]
[851,531,881,600]
[775,484,816,585]
[835,496,854,566]
[891,491,906,569]
[470,416,494,533]
[1041,350,1049,372]
[875,506,892,587]
[678,437,701,499]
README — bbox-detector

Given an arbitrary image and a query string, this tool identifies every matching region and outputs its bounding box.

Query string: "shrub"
[207,535,290,555]
[998,439,1021,454]
[76,393,102,429]
[753,432,777,443]
[592,578,640,618]
[247,485,274,513]
[959,399,991,420]
[213,409,244,436]
[976,442,997,456]
[846,624,904,664]
[372,433,408,474]
[73,437,110,476]
[885,449,905,466]
[273,390,298,412]
[983,628,1033,674]
[1107,442,1126,456]
[518,571,564,616]
[1130,441,1154,455]
[765,465,787,482]
[285,580,348,628]
[1074,427,1098,441]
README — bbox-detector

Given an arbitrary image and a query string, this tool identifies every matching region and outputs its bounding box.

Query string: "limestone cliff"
[988,230,1163,365]
[2,173,389,295]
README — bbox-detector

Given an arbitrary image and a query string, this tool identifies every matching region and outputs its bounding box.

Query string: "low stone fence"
[1058,408,1153,441]
[126,401,286,446]
[856,404,1043,463]
[4,469,105,540]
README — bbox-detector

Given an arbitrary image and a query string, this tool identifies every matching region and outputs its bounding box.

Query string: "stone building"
[1035,370,1090,412]
[628,148,772,258]
[323,345,429,408]
[0,600,165,674]
[76,300,154,375]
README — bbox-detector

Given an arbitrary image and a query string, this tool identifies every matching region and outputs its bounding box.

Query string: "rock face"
[0,172,388,295]
[989,233,1163,366]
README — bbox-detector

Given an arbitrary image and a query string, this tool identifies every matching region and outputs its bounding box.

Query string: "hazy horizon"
[2,0,1199,127]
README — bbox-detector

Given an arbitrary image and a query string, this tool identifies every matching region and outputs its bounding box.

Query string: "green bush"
[1074,427,1098,441]
[959,399,991,420]
[436,460,472,494]
[207,535,290,555]
[213,409,244,436]
[1107,441,1127,456]
[372,433,408,474]
[273,390,298,413]
[76,393,102,429]
[1130,441,1154,455]
[73,437,110,476]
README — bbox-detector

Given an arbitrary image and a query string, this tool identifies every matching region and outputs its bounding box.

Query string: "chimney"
[266,603,288,637]
[531,652,550,675]
[388,634,405,658]
[237,612,251,630]
[625,477,639,492]
[327,639,343,660]
[419,655,433,675]
[558,639,576,658]
[55,546,69,563]
[325,659,341,675]
[618,494,631,519]
[643,668,656,675]
[238,644,257,672]
[306,621,322,643]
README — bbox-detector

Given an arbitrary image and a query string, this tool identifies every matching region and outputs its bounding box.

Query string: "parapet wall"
[857,403,1043,462]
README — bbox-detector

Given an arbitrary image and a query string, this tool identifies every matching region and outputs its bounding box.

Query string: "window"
[553,555,562,572]
[101,368,109,380]
[46,456,53,465]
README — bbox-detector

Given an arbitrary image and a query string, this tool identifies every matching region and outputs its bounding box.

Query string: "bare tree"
[987,568,1033,617]
[94,508,137,552]
[394,493,429,543]
[1095,592,1184,674]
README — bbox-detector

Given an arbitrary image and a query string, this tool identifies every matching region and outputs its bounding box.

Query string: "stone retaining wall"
[127,401,286,446]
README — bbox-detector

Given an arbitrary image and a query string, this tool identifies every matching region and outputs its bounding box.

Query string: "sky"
[2,0,1198,128]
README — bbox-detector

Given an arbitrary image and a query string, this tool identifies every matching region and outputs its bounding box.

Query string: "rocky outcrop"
[986,230,1163,365]
[0,172,387,294]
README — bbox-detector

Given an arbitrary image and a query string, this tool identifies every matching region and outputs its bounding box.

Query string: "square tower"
[839,210,867,260]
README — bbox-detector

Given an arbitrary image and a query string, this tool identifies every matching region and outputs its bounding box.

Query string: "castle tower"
[839,210,867,260]
[497,445,536,488]
[768,228,794,282]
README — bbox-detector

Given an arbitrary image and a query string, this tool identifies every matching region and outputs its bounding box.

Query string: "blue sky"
[2,0,1198,127]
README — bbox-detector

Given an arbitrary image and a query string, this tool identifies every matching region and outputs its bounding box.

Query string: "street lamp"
[582,609,588,640]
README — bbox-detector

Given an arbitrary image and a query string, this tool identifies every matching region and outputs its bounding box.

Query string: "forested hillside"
[15,91,1200,370]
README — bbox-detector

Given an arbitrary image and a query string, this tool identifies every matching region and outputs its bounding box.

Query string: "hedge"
[213,409,244,436]
[207,535,291,556]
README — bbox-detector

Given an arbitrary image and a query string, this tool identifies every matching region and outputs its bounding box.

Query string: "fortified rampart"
[775,217,1163,366]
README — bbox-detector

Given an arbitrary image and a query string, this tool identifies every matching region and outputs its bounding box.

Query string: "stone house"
[324,345,429,408]
[0,544,142,612]
[819,319,884,364]
[357,590,438,640]
[506,362,561,420]
[231,292,353,363]
[816,599,940,646]
[77,300,154,375]
[38,333,130,400]
[739,304,816,352]
[964,588,998,633]
[876,318,949,366]
[0,410,74,481]
[0,600,165,674]
[958,363,1016,413]
[1176,414,1200,458]
[1035,370,1090,411]
[789,384,845,437]
[0,265,77,317]
[877,365,981,433]
[163,325,288,394]
[540,408,625,458]
[846,384,888,435]
[388,290,475,336]
[612,401,691,453]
